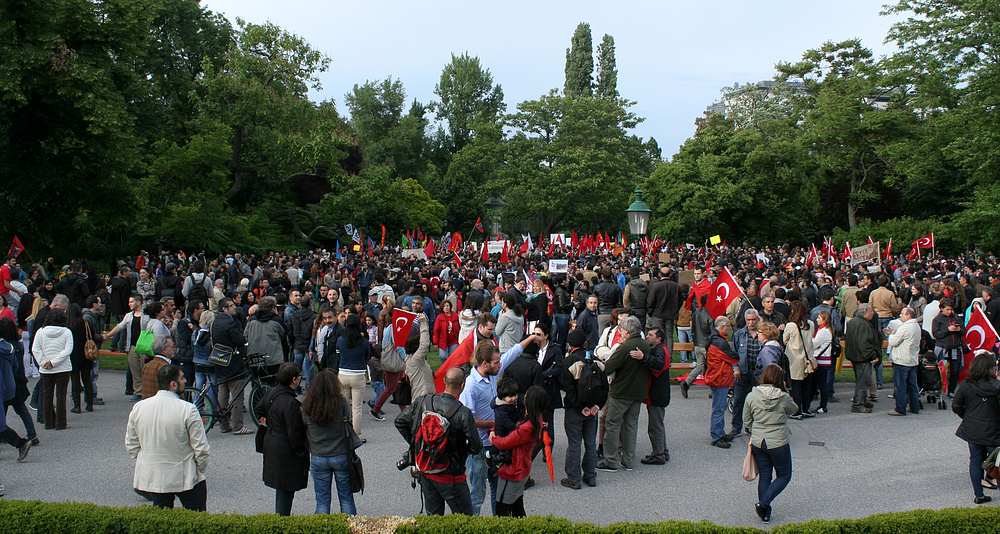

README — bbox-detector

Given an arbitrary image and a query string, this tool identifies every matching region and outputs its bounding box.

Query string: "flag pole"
[931,232,935,259]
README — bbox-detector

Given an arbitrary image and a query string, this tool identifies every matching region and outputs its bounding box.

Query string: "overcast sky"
[202,0,902,159]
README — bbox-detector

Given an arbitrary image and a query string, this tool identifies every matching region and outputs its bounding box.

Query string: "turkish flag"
[423,237,435,258]
[842,242,852,262]
[705,267,742,319]
[454,251,462,267]
[804,244,818,269]
[915,233,934,249]
[908,242,920,263]
[964,307,998,352]
[391,309,418,349]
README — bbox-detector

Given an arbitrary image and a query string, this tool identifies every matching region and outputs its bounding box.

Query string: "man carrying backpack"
[395,367,480,516]
[560,329,606,489]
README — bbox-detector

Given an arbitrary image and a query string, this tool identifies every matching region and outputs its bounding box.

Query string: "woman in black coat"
[256,362,308,515]
[953,352,1000,504]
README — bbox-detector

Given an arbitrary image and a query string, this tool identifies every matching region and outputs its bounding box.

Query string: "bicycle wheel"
[249,384,271,428]
[183,387,218,431]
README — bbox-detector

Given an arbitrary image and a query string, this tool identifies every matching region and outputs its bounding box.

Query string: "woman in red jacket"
[489,385,548,517]
[433,300,459,364]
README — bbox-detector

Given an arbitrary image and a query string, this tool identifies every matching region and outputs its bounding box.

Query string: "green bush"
[0,500,351,534]
[400,515,761,534]
[772,507,1000,534]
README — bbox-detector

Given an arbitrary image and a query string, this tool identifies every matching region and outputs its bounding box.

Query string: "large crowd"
[3,240,1000,520]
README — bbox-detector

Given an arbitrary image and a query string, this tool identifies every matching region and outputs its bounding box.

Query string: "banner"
[851,242,881,264]
[548,259,568,273]
[487,240,509,253]
[549,234,567,245]
[401,248,427,260]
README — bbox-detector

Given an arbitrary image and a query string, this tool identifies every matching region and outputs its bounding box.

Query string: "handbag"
[135,322,155,357]
[796,324,816,375]
[742,443,759,481]
[381,327,405,373]
[344,415,365,493]
[984,446,1000,481]
[255,424,267,453]
[392,375,412,406]
[83,321,100,362]
[207,322,236,367]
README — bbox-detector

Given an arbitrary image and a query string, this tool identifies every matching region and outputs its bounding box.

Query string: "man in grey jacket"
[887,307,921,416]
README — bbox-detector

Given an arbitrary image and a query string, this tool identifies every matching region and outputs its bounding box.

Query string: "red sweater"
[491,418,540,481]
[433,312,459,348]
[704,332,740,388]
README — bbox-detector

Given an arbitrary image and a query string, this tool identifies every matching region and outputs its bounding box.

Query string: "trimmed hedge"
[3,501,1000,533]
[0,500,351,533]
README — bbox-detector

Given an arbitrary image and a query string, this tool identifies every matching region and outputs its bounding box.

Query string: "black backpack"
[187,274,209,303]
[576,353,609,407]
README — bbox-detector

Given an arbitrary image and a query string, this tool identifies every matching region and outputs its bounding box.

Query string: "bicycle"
[182,353,274,432]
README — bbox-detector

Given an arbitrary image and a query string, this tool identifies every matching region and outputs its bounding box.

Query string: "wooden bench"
[667,342,892,370]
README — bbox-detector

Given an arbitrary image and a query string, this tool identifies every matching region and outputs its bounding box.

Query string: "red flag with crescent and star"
[964,307,998,352]
[915,233,934,249]
[391,308,418,350]
[705,267,743,319]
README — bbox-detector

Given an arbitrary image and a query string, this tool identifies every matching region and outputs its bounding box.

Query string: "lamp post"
[483,196,507,238]
[626,188,651,266]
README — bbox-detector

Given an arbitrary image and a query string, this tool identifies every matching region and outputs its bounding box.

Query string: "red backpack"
[413,396,462,475]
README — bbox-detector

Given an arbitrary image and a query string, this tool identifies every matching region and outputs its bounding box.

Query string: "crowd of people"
[2,240,1000,519]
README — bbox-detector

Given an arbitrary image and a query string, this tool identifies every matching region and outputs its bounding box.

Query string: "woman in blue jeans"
[952,352,1000,504]
[742,364,798,523]
[302,369,357,514]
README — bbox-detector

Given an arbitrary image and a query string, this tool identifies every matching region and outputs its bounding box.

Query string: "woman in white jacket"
[32,308,74,430]
[782,301,816,420]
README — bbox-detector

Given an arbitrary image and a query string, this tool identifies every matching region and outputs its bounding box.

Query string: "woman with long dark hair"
[336,314,369,439]
[302,369,357,515]
[490,385,549,517]
[255,362,307,515]
[782,301,816,419]
[743,363,798,523]
[953,352,1000,504]
[65,304,94,413]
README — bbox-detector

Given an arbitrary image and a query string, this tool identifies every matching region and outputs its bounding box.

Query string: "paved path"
[1,370,988,527]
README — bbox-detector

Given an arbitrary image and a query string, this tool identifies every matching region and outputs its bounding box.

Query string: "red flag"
[448,232,462,252]
[571,230,579,250]
[454,251,462,267]
[704,254,715,271]
[908,242,920,263]
[423,237,435,258]
[474,217,484,232]
[8,236,24,258]
[391,309,418,349]
[805,244,818,268]
[866,236,874,245]
[842,242,852,262]
[705,267,743,319]
[518,238,529,256]
[915,233,934,249]
[380,224,386,247]
[481,241,489,263]
[547,242,555,258]
[604,231,611,249]
[882,238,893,260]
[496,232,502,241]
[964,307,998,352]
[500,240,510,263]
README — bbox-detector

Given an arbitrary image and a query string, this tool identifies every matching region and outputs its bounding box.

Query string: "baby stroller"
[917,330,947,410]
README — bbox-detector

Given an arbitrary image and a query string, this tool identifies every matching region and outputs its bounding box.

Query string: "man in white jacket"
[125,364,210,511]
[887,307,922,416]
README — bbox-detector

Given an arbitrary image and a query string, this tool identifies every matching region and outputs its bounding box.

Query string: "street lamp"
[626,188,651,265]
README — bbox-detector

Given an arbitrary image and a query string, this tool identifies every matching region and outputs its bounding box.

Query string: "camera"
[485,447,512,469]
[396,450,414,471]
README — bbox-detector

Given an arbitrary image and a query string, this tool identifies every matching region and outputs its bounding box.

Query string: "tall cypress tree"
[596,34,618,99]
[564,23,593,97]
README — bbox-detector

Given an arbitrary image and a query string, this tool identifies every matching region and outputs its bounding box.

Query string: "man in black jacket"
[634,328,670,465]
[560,330,602,489]
[592,268,623,329]
[109,265,132,353]
[55,261,90,309]
[212,298,250,434]
[574,295,601,352]
[290,298,317,387]
[646,266,680,354]
[395,367,480,516]
[681,294,713,398]
[175,301,205,386]
[846,304,880,413]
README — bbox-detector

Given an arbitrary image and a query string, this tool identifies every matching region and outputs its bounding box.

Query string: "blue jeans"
[311,454,356,515]
[5,402,36,440]
[110,314,126,351]
[438,344,459,365]
[814,365,834,409]
[553,313,570,350]
[563,408,598,485]
[677,327,692,362]
[893,364,920,414]
[293,350,315,387]
[194,368,217,406]
[467,449,498,516]
[877,318,891,387]
[710,386,730,441]
[753,441,792,509]
[90,358,100,399]
[731,375,753,433]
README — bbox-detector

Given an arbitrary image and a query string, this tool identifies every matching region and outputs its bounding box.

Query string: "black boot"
[70,402,82,414]
[85,402,94,412]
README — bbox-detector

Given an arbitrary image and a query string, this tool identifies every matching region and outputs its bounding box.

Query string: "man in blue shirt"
[460,333,540,516]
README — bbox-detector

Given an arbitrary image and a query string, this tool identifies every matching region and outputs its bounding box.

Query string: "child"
[365,313,385,408]
[490,385,549,517]
[492,377,522,438]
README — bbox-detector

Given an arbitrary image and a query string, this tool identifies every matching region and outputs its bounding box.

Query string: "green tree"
[345,78,428,179]
[432,53,505,153]
[595,34,618,99]
[564,23,593,98]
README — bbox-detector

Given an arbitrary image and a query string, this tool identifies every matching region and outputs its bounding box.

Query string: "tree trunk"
[848,168,858,230]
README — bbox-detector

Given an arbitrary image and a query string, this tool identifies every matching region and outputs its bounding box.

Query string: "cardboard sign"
[658,253,671,263]
[549,259,568,273]
[401,248,426,260]
[851,243,880,265]
[678,270,695,286]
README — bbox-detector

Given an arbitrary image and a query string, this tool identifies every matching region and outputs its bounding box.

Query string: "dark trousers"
[0,427,27,448]
[893,364,920,414]
[731,374,753,432]
[150,479,207,511]
[563,408,598,485]
[852,361,874,409]
[4,402,37,440]
[71,359,94,408]
[752,441,792,509]
[275,489,295,516]
[813,365,834,410]
[421,476,473,516]
[495,494,526,517]
[790,374,815,415]
[970,443,996,499]
[42,371,71,429]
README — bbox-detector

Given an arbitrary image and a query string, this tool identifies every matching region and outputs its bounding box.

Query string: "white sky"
[202,0,903,158]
